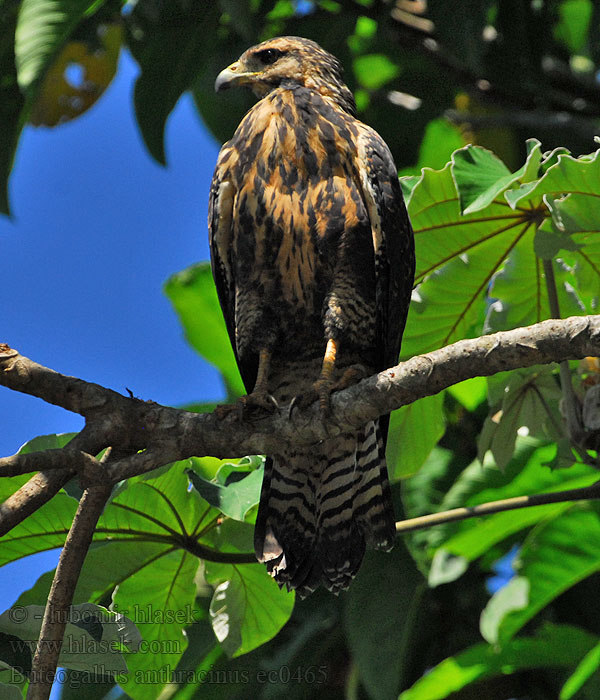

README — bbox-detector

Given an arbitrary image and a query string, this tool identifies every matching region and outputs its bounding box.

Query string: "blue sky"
[0,48,227,654]
[1,50,224,457]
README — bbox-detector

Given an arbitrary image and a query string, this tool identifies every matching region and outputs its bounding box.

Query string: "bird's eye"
[256,48,284,65]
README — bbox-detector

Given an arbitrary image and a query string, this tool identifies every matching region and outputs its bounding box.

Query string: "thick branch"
[26,481,113,700]
[2,315,599,466]
[0,449,99,477]
[0,471,71,537]
[0,430,105,535]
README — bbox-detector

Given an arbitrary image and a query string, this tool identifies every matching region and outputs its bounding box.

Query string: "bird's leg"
[289,343,369,418]
[215,349,278,420]
[291,339,340,416]
[239,348,279,412]
[313,338,338,414]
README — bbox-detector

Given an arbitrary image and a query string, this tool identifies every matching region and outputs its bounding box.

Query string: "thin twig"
[543,260,586,455]
[395,481,600,534]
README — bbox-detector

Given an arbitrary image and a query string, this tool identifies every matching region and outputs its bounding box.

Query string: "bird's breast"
[228,91,367,315]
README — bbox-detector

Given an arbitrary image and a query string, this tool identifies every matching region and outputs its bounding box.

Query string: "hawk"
[210,36,414,596]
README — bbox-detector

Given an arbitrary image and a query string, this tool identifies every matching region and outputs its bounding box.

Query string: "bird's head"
[215,36,356,114]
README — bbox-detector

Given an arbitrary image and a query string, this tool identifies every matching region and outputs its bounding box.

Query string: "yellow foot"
[289,364,368,417]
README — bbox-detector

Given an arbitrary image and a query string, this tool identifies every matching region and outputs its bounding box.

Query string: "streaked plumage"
[209,36,414,596]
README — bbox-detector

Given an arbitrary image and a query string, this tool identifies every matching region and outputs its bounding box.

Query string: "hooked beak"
[214,62,257,92]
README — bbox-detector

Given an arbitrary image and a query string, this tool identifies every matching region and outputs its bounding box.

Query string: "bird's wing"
[355,123,415,374]
[208,155,256,393]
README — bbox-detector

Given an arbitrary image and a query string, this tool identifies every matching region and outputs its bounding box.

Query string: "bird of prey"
[210,36,414,596]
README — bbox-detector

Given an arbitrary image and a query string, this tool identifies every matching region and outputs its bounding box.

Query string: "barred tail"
[254,419,395,597]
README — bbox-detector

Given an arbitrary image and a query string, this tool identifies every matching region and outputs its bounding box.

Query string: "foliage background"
[1,1,600,699]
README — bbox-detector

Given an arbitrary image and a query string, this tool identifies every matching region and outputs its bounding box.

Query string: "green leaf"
[164,263,244,399]
[98,462,208,539]
[560,640,600,700]
[352,53,399,90]
[399,624,598,700]
[191,30,256,146]
[0,603,137,674]
[0,632,30,678]
[344,545,424,700]
[187,461,263,522]
[555,0,593,53]
[432,439,598,563]
[479,576,530,644]
[447,376,487,411]
[0,434,78,568]
[205,562,294,658]
[428,549,468,587]
[508,149,600,208]
[16,541,177,610]
[477,367,563,470]
[386,393,445,480]
[126,1,218,164]
[112,550,199,700]
[402,156,538,357]
[15,0,107,92]
[533,217,581,259]
[0,682,23,700]
[482,504,600,646]
[401,446,455,520]
[0,2,25,215]
[451,145,511,214]
[485,238,584,334]
[452,140,542,214]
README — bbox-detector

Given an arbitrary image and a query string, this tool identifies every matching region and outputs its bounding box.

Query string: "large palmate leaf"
[344,545,424,700]
[401,142,596,362]
[15,0,109,92]
[424,439,597,574]
[399,624,599,700]
[0,602,138,675]
[112,551,199,700]
[401,143,545,359]
[205,561,294,658]
[0,1,24,215]
[187,457,263,522]
[477,366,564,470]
[386,393,446,480]
[164,263,244,399]
[0,434,78,567]
[481,504,600,646]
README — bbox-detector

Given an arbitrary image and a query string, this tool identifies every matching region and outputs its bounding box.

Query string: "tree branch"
[0,430,106,536]
[26,480,113,700]
[2,315,599,468]
[2,316,600,695]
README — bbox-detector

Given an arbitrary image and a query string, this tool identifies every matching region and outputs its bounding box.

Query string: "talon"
[240,391,279,414]
[289,387,318,415]
[288,395,298,420]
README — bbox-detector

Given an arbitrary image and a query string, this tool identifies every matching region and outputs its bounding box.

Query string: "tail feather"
[254,419,395,596]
